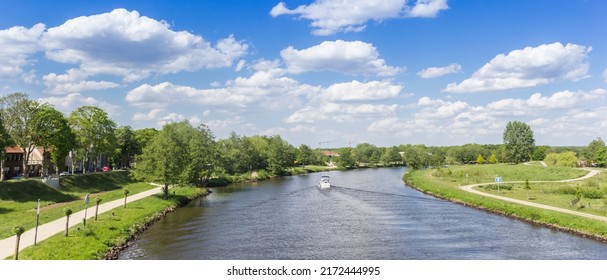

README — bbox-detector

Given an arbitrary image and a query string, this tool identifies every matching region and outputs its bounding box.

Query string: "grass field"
[405,164,607,240]
[0,171,157,239]
[12,186,207,260]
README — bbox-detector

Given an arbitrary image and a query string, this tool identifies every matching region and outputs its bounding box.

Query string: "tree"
[336,147,356,168]
[488,153,498,164]
[123,189,130,208]
[296,144,314,167]
[476,154,485,164]
[114,126,138,169]
[503,121,535,164]
[63,208,73,237]
[0,93,41,178]
[68,106,117,173]
[132,121,191,199]
[380,146,403,166]
[31,104,75,175]
[583,138,605,164]
[94,197,102,220]
[0,115,14,181]
[12,226,25,260]
[183,124,217,187]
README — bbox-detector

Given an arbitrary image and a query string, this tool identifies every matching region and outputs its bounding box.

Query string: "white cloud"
[0,23,45,79]
[132,108,166,122]
[37,93,120,117]
[235,60,246,72]
[445,42,591,93]
[487,88,606,112]
[286,103,397,123]
[43,8,248,82]
[157,112,186,126]
[270,0,448,36]
[281,40,401,76]
[126,71,318,109]
[321,80,402,101]
[417,63,461,78]
[43,68,119,94]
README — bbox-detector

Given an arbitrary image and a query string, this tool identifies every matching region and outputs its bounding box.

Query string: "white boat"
[318,175,331,189]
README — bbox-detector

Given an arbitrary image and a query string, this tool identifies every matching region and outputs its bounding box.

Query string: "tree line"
[2,93,606,187]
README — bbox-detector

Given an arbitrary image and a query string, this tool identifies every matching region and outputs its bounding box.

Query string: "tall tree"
[31,104,75,175]
[503,121,535,164]
[0,93,40,178]
[68,106,117,173]
[114,126,138,169]
[583,138,605,164]
[0,115,14,181]
[132,121,191,199]
[184,124,217,187]
[296,144,315,167]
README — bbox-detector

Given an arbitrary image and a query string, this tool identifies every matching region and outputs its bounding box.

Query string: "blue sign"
[495,177,502,183]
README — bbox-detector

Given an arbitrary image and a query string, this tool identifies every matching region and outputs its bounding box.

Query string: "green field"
[405,164,607,240]
[0,172,157,239]
[12,186,207,260]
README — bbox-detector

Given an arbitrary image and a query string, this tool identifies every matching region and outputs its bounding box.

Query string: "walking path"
[0,184,163,260]
[459,169,607,222]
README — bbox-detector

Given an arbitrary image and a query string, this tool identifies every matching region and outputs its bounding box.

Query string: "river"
[118,167,607,259]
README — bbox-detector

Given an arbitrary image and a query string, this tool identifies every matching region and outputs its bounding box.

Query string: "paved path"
[0,184,163,260]
[459,169,606,222]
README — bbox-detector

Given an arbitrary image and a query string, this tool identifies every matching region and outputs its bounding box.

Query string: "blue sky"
[0,0,606,147]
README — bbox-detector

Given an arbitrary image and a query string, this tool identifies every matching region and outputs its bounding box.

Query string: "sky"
[0,0,606,148]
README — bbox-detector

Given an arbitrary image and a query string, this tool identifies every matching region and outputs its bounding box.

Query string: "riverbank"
[404,165,607,243]
[11,185,209,259]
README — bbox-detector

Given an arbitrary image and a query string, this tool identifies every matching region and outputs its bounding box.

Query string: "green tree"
[337,147,356,168]
[503,121,535,164]
[597,147,607,167]
[183,124,217,187]
[0,115,14,181]
[0,93,41,177]
[63,208,73,237]
[583,138,605,164]
[476,154,485,164]
[12,226,25,260]
[31,104,75,175]
[114,126,138,169]
[380,146,402,166]
[296,144,315,167]
[133,128,159,151]
[68,106,117,173]
[132,121,191,199]
[488,153,498,164]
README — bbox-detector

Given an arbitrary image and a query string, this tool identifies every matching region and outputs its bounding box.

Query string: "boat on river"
[318,175,331,189]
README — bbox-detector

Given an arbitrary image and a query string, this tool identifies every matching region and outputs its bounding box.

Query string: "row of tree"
[2,93,606,186]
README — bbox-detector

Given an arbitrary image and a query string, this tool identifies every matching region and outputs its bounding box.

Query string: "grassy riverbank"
[13,186,208,260]
[0,172,159,239]
[404,164,607,240]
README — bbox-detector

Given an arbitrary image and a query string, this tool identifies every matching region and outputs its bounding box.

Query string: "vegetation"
[503,121,535,164]
[0,114,13,181]
[406,165,607,240]
[12,186,208,260]
[12,226,24,260]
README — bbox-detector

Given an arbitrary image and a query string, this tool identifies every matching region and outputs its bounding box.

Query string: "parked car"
[59,171,69,176]
[102,166,110,172]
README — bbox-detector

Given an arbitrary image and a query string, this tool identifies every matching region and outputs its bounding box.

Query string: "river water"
[119,167,607,260]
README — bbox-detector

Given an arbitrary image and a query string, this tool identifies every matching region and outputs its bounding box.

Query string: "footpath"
[459,168,607,222]
[0,184,163,260]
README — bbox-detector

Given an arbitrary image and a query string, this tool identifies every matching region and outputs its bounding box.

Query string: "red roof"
[5,146,23,153]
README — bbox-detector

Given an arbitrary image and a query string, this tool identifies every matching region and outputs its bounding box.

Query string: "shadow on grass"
[0,180,76,202]
[0,207,13,214]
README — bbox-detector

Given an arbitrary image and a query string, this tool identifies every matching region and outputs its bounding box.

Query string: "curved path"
[459,169,607,222]
[0,183,163,260]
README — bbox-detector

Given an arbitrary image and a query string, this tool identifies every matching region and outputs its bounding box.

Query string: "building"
[2,146,55,179]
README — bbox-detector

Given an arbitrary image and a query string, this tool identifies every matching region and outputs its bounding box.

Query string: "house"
[2,146,56,179]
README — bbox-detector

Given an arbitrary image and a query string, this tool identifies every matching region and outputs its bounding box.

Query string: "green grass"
[405,164,607,240]
[12,186,208,260]
[0,171,157,239]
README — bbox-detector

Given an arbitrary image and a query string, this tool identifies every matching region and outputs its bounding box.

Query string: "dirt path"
[0,184,163,260]
[459,168,606,221]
